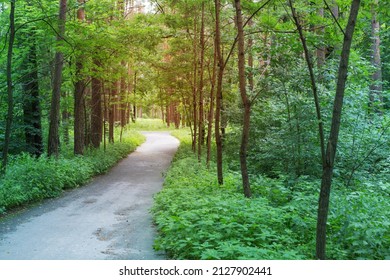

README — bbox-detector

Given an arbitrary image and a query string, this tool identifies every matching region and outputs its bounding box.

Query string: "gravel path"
[0,132,179,260]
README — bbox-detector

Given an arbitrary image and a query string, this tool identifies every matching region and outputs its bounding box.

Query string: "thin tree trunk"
[74,0,86,155]
[197,2,205,161]
[91,61,103,149]
[133,71,137,122]
[109,82,115,143]
[103,82,108,151]
[48,0,67,157]
[2,0,16,171]
[192,12,198,153]
[214,0,224,185]
[207,36,218,168]
[74,61,85,154]
[316,0,361,260]
[289,0,326,166]
[235,0,252,198]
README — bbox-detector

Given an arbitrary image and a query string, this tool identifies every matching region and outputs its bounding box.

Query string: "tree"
[74,0,86,155]
[214,0,224,185]
[234,0,251,198]
[316,0,361,260]
[48,0,67,157]
[90,60,103,148]
[197,1,205,161]
[2,0,16,171]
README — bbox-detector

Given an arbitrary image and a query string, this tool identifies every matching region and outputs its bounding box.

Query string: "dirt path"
[0,132,179,260]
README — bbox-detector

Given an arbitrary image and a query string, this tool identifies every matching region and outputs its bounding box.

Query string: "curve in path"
[0,132,179,260]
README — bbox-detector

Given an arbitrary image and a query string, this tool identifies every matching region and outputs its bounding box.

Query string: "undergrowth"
[152,130,390,260]
[0,129,145,215]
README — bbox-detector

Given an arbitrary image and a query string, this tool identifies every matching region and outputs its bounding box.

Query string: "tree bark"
[2,0,16,171]
[207,36,218,168]
[235,0,252,198]
[192,12,198,153]
[316,0,361,260]
[214,0,224,185]
[74,61,85,155]
[74,0,86,155]
[48,0,67,157]
[108,81,116,143]
[197,2,205,161]
[91,61,103,149]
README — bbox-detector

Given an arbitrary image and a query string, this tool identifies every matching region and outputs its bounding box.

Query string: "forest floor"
[0,132,179,260]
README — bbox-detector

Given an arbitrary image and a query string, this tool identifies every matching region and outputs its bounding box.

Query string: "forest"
[0,0,389,260]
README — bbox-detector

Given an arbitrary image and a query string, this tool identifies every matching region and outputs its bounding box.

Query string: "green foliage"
[0,130,144,215]
[153,133,309,260]
[130,118,175,131]
[153,133,390,260]
[327,186,390,260]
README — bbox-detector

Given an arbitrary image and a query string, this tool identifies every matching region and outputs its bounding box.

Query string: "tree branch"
[323,0,345,36]
[224,0,274,68]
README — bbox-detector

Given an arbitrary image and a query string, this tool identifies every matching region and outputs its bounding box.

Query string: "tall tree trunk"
[91,61,103,148]
[22,38,44,157]
[74,61,85,154]
[207,36,218,168]
[192,12,198,153]
[235,0,252,198]
[2,0,16,171]
[48,0,67,157]
[316,0,361,260]
[103,82,107,151]
[120,62,127,127]
[197,2,205,161]
[109,82,115,143]
[133,71,137,122]
[369,0,382,112]
[74,0,86,155]
[214,0,224,185]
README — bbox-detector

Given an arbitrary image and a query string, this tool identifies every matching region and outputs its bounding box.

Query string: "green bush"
[0,130,145,215]
[152,153,310,259]
[153,131,390,260]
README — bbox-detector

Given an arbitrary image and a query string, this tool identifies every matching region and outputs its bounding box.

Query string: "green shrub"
[152,145,309,259]
[153,131,389,260]
[0,130,145,214]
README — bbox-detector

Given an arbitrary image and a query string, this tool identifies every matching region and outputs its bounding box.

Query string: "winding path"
[0,132,179,260]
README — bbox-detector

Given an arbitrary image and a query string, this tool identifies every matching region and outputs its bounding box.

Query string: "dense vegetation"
[1,0,389,259]
[0,129,144,215]
[153,130,390,260]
